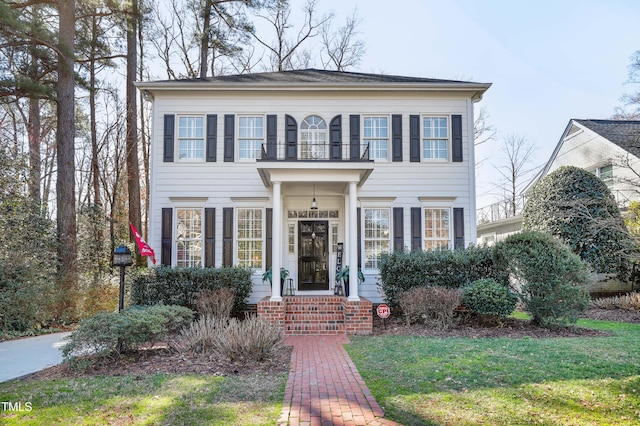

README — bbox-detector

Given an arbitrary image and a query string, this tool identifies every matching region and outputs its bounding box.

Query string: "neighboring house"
[137,69,490,333]
[477,119,640,294]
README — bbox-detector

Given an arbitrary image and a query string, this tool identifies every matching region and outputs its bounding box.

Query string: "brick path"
[278,335,400,426]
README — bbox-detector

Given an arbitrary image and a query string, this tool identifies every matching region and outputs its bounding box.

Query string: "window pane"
[237,208,263,269]
[424,208,450,250]
[176,208,202,267]
[363,208,390,269]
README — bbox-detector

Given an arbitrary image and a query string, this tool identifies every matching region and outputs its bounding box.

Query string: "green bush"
[62,305,193,361]
[130,266,252,315]
[462,278,517,318]
[523,165,633,275]
[378,245,507,306]
[496,230,591,329]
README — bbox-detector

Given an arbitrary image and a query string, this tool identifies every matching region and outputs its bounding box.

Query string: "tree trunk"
[56,0,78,320]
[126,0,142,254]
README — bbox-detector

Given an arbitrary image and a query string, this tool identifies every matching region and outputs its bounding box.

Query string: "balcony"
[259,142,371,162]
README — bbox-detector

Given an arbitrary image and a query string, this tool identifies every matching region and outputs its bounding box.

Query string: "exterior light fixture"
[311,183,318,210]
[113,245,133,312]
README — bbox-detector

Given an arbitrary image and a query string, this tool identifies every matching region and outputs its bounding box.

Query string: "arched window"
[300,115,327,159]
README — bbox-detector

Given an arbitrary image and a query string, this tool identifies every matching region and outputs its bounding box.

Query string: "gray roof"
[158,68,479,85]
[575,119,640,155]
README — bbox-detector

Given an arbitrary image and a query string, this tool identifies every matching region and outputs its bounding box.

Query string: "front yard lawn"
[0,372,287,425]
[346,318,640,425]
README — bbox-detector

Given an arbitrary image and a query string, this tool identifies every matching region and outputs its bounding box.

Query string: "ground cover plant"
[346,314,640,426]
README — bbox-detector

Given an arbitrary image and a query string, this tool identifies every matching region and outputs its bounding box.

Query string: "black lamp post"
[113,245,133,312]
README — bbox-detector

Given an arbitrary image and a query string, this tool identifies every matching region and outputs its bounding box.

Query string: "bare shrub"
[213,315,284,362]
[590,292,640,310]
[177,315,228,355]
[195,288,235,318]
[399,286,462,330]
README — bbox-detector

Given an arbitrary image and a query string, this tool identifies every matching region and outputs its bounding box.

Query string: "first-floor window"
[424,208,451,250]
[237,208,263,269]
[364,208,390,269]
[176,208,203,267]
[238,116,264,160]
[178,116,204,160]
[593,164,613,189]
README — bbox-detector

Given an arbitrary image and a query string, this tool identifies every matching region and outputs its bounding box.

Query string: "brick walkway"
[278,335,400,426]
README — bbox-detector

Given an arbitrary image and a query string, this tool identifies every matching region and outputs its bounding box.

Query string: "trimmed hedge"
[130,267,253,315]
[378,245,507,306]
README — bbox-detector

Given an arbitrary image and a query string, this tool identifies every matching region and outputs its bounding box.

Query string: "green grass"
[0,372,288,425]
[346,318,640,426]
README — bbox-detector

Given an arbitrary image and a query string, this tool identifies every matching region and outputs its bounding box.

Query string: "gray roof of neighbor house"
[574,119,640,156]
[136,68,491,100]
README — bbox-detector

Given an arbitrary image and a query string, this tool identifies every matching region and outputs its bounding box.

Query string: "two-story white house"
[137,69,490,334]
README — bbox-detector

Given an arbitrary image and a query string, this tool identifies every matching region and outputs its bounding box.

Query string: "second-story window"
[300,115,327,159]
[423,116,448,161]
[238,116,264,160]
[363,116,389,160]
[178,116,204,160]
[593,164,613,189]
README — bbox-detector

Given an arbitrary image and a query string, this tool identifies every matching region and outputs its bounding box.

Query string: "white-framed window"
[288,223,296,255]
[422,116,448,160]
[238,116,264,160]
[178,116,204,160]
[363,116,389,160]
[593,164,613,189]
[300,115,328,159]
[424,208,451,250]
[363,208,390,269]
[176,208,203,267]
[236,208,263,269]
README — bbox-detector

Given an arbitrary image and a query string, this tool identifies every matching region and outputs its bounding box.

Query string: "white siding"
[147,89,479,303]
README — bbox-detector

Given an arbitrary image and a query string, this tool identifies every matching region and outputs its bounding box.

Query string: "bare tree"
[251,0,331,71]
[614,50,640,119]
[474,106,496,146]
[320,8,365,71]
[494,134,537,217]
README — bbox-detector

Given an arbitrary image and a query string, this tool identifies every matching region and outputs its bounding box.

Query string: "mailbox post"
[113,245,133,312]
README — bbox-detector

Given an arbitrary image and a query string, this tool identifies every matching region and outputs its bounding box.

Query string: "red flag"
[130,224,156,265]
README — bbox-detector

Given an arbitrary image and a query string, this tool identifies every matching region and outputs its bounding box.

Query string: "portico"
[257,163,374,302]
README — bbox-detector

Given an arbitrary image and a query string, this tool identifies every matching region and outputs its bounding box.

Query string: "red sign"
[376,304,390,319]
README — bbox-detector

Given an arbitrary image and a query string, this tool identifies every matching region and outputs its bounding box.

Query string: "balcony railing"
[259,142,371,162]
[476,195,527,225]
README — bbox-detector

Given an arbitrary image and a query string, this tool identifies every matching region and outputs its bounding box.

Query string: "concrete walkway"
[279,335,399,426]
[0,332,70,382]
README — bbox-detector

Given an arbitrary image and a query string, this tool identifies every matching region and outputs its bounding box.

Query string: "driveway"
[0,332,71,382]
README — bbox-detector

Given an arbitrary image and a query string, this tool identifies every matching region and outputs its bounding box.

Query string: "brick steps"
[284,296,345,335]
[257,295,373,335]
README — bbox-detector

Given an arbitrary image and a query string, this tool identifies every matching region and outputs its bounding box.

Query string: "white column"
[348,181,359,301]
[271,181,282,301]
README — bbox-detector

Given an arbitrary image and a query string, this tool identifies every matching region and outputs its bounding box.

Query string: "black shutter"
[265,208,273,270]
[393,207,404,251]
[161,208,172,265]
[350,114,360,160]
[204,208,215,267]
[410,115,420,162]
[222,208,233,266]
[206,114,217,162]
[163,115,174,162]
[330,115,342,160]
[285,115,297,160]
[392,114,403,162]
[410,207,421,251]
[357,207,362,269]
[453,207,465,249]
[224,114,234,162]
[452,114,463,162]
[266,115,277,160]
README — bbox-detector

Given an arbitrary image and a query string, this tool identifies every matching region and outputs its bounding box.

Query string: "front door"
[298,221,329,290]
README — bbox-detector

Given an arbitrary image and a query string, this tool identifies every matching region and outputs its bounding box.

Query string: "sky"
[317,0,640,208]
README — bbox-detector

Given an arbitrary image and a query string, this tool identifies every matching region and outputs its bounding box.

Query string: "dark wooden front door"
[298,221,329,290]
